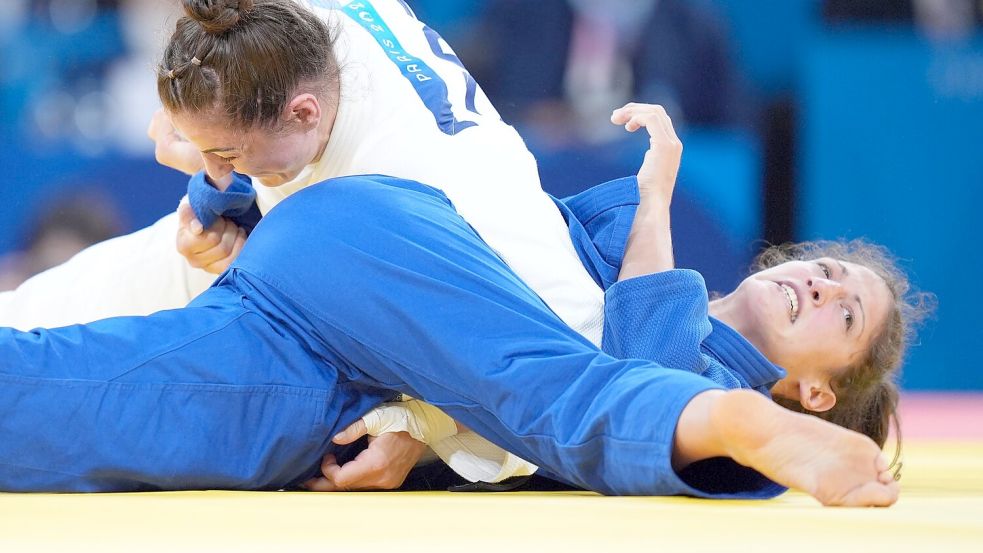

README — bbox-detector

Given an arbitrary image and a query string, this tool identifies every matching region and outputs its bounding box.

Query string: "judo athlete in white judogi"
[0,0,605,343]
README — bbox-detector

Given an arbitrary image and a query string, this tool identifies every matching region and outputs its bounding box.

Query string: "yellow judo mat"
[1,440,981,552]
[0,438,983,553]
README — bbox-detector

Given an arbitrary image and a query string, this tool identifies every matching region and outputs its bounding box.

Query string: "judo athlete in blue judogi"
[0,174,775,497]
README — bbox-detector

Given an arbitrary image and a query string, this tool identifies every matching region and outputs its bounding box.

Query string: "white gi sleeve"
[0,211,215,330]
[361,398,538,484]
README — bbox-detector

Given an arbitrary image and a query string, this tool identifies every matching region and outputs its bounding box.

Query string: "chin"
[743,283,792,354]
[255,175,288,187]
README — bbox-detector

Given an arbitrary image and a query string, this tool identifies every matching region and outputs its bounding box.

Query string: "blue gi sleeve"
[602,270,713,375]
[553,177,640,290]
[187,171,263,233]
[557,177,714,375]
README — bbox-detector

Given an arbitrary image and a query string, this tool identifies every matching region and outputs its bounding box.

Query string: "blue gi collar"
[703,317,787,390]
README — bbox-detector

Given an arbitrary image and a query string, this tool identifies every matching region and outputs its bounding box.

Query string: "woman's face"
[716,258,892,411]
[169,96,329,188]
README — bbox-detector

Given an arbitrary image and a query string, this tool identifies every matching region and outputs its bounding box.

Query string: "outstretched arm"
[611,103,682,281]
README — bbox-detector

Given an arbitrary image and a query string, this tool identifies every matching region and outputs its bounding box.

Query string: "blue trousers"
[0,176,720,496]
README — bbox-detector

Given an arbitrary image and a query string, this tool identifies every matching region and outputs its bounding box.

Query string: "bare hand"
[175,198,246,274]
[302,419,427,491]
[147,108,205,176]
[610,103,682,204]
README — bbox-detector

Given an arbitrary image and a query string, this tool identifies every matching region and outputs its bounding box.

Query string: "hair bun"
[183,0,254,35]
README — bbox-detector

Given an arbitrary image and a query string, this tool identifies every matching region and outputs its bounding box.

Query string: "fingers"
[207,225,246,273]
[200,225,245,274]
[175,211,246,274]
[610,103,680,143]
[878,469,895,485]
[321,451,380,491]
[302,475,339,492]
[875,453,898,484]
[333,419,368,445]
[302,454,343,491]
[304,433,427,492]
[876,453,889,472]
[316,448,402,492]
[176,199,204,235]
[838,480,900,507]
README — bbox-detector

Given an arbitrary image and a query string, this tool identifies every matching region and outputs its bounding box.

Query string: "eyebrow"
[201,146,236,154]
[837,260,866,336]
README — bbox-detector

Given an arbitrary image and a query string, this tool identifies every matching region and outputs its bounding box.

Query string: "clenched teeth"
[781,283,799,321]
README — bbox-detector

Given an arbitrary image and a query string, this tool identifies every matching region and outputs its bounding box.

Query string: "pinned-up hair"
[157,0,340,130]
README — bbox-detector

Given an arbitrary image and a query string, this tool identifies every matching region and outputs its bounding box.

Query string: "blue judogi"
[556,177,786,395]
[0,175,780,497]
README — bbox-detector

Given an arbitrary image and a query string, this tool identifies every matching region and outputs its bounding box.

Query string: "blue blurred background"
[0,0,980,390]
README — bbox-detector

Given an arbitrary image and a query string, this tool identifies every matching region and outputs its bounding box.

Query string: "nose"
[201,153,235,190]
[805,277,843,306]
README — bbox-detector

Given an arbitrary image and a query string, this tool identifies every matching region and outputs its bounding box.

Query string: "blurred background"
[0,0,980,390]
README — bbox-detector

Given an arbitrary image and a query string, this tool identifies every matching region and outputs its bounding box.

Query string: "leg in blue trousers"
[0,176,728,496]
[0,281,389,492]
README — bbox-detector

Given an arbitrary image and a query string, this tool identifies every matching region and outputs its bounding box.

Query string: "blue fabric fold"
[551,176,640,291]
[187,171,263,233]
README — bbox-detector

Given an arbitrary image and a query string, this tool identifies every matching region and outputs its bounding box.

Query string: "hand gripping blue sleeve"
[187,171,263,233]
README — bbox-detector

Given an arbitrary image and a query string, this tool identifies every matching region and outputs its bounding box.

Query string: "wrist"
[637,176,673,204]
[636,188,672,212]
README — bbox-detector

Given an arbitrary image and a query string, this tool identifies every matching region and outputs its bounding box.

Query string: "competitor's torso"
[255,0,524,213]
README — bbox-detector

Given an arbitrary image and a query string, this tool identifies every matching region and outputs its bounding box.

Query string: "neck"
[709,293,766,360]
[708,294,739,332]
[709,296,784,392]
[310,78,341,165]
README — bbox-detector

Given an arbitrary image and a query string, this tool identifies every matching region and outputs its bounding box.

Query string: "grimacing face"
[714,258,892,412]
[168,94,331,188]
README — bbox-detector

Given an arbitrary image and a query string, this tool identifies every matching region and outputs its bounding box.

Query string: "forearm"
[611,103,681,283]
[617,193,673,281]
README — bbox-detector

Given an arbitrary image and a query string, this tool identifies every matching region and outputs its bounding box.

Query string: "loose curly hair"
[751,240,934,476]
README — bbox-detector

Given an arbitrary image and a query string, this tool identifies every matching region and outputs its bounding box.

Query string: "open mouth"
[779,283,799,322]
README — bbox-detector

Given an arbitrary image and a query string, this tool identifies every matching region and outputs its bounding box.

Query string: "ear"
[285,93,321,128]
[798,379,837,413]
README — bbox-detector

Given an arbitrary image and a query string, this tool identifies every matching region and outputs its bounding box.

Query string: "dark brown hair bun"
[183,0,254,35]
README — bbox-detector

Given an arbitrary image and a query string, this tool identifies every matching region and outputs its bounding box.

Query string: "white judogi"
[0,0,604,346]
[0,1,595,483]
